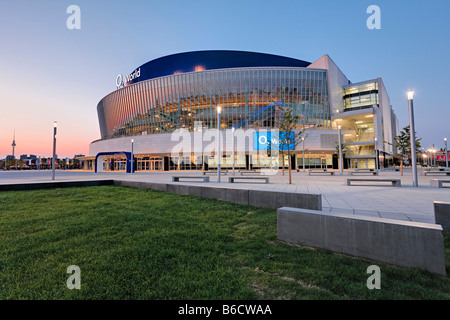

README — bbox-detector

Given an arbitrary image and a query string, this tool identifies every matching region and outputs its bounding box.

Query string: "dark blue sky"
[0,0,449,156]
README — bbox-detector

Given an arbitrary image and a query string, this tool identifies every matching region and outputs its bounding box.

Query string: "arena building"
[80,50,399,172]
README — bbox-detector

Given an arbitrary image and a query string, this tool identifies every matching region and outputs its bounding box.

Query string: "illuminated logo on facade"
[253,131,294,151]
[116,68,141,89]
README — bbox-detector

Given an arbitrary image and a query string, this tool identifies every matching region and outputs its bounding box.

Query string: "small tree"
[335,142,351,169]
[392,125,422,175]
[277,108,304,184]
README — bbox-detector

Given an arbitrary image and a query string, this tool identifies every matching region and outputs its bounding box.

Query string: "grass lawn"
[0,185,449,300]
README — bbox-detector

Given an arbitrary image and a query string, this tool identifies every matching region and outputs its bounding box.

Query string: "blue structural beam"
[95,152,133,173]
[232,101,284,129]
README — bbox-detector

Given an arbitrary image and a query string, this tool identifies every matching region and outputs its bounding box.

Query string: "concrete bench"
[356,168,375,172]
[347,178,401,187]
[308,171,335,176]
[434,201,450,231]
[203,170,227,175]
[430,179,450,188]
[350,171,379,176]
[424,171,450,176]
[240,171,260,175]
[172,176,210,182]
[228,176,269,184]
[277,207,446,275]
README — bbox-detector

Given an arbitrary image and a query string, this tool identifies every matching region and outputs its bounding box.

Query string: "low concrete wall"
[277,207,446,275]
[0,180,114,191]
[114,180,322,210]
[434,201,450,231]
[0,179,321,211]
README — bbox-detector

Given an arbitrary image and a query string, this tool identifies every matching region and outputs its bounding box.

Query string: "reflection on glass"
[98,68,330,139]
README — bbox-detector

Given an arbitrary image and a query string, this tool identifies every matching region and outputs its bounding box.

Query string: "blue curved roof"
[126,50,311,85]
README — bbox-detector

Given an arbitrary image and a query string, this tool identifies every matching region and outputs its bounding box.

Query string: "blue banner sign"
[253,131,294,151]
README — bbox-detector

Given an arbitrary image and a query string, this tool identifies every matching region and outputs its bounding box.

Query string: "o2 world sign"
[116,68,141,89]
[253,131,294,151]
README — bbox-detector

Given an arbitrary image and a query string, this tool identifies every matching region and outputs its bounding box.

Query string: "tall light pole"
[232,126,235,175]
[338,124,343,175]
[430,145,434,168]
[131,138,134,174]
[445,137,448,170]
[407,90,418,187]
[217,106,222,182]
[432,147,436,168]
[302,136,305,172]
[374,137,379,172]
[52,121,57,180]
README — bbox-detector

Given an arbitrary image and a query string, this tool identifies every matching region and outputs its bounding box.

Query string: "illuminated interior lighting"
[365,115,374,118]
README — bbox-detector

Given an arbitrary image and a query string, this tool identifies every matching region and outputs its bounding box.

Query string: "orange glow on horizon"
[0,135,95,159]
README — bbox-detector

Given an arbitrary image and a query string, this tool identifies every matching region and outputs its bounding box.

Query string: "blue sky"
[0,0,449,157]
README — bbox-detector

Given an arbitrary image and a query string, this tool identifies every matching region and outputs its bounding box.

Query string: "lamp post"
[302,137,305,172]
[131,138,134,174]
[38,154,41,171]
[338,124,343,175]
[432,147,436,168]
[445,137,448,170]
[374,137,379,172]
[52,121,57,180]
[428,148,431,167]
[217,106,221,182]
[232,127,235,176]
[407,90,418,187]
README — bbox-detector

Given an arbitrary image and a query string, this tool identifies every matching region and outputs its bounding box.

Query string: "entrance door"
[321,158,327,169]
[358,159,368,169]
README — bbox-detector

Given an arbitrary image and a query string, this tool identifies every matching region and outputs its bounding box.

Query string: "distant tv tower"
[11,130,16,157]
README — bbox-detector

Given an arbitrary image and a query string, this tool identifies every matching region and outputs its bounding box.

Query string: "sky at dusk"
[0,0,449,158]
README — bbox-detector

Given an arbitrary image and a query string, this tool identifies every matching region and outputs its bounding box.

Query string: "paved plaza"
[0,168,449,224]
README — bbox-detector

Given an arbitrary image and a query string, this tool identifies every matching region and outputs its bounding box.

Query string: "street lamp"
[52,121,57,180]
[217,106,222,182]
[302,137,305,172]
[407,90,418,187]
[374,137,379,172]
[445,137,448,170]
[338,124,343,176]
[232,127,235,176]
[432,147,436,168]
[131,138,134,174]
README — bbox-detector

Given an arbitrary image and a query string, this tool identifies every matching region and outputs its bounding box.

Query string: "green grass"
[0,185,448,300]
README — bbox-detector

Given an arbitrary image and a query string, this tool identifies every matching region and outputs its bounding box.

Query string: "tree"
[335,142,351,170]
[277,108,304,184]
[392,125,422,175]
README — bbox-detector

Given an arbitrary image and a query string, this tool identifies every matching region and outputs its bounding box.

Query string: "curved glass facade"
[98,67,330,139]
